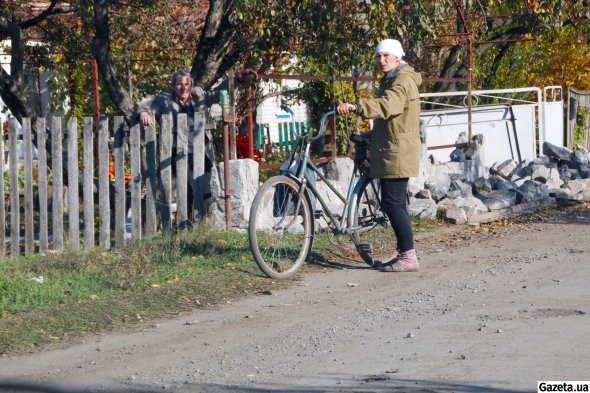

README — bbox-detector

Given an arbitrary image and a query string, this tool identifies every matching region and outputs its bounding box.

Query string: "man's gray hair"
[170,68,194,88]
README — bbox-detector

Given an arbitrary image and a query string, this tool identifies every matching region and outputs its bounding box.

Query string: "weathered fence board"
[67,118,80,250]
[192,112,206,222]
[98,117,110,249]
[9,118,19,255]
[160,114,173,235]
[130,123,141,240]
[23,119,34,255]
[83,118,95,249]
[176,114,188,231]
[114,117,126,247]
[2,112,210,258]
[0,128,5,258]
[144,125,157,237]
[36,118,49,252]
[51,117,64,251]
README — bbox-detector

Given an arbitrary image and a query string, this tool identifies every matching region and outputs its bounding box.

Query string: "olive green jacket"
[357,65,422,179]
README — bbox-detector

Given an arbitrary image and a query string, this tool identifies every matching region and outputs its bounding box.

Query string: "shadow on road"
[0,378,535,393]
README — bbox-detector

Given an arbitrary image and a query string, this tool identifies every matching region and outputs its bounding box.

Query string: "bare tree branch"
[19,0,60,29]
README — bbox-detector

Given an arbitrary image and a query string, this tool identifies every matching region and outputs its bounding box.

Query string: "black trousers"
[380,178,414,253]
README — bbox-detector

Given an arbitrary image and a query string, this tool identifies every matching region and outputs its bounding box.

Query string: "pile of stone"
[206,136,590,230]
[409,138,590,224]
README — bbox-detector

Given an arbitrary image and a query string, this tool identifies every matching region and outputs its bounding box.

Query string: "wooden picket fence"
[1,112,207,258]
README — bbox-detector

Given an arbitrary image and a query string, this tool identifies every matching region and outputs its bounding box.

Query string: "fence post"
[192,111,206,222]
[129,121,142,240]
[8,118,20,256]
[0,124,5,258]
[23,118,34,255]
[176,113,188,231]
[36,118,49,252]
[51,117,64,251]
[160,113,173,235]
[67,117,80,250]
[114,117,126,247]
[144,125,157,236]
[98,117,110,249]
[83,118,95,249]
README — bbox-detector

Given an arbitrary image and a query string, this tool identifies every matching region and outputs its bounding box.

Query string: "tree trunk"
[0,17,36,123]
[93,0,136,122]
[191,0,242,89]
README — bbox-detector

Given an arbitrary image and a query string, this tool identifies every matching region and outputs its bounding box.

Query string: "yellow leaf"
[151,283,161,288]
[166,276,180,284]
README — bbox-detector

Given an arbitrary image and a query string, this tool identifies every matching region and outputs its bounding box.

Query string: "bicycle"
[248,106,393,279]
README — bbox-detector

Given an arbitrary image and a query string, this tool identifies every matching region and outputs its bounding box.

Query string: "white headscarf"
[375,39,405,60]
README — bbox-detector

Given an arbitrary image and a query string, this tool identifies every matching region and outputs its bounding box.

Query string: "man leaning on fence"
[136,68,218,212]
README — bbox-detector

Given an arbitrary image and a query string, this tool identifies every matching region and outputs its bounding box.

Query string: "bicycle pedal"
[314,209,323,219]
[358,243,373,253]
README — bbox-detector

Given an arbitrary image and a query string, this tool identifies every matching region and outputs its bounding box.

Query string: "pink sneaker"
[379,249,419,272]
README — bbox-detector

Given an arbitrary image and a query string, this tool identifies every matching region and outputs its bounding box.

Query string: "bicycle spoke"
[350,179,395,266]
[249,176,313,279]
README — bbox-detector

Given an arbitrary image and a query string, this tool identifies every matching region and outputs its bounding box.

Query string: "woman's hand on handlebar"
[336,102,357,115]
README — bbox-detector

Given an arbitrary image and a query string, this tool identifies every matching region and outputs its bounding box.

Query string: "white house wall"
[255,79,310,144]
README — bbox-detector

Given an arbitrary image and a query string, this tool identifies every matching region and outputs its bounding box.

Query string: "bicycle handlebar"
[315,110,335,141]
[280,105,335,141]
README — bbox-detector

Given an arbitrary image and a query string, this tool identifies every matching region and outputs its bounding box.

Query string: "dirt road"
[1,205,589,393]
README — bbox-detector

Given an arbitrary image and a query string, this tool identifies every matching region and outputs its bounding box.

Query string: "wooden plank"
[98,117,110,249]
[67,118,80,250]
[114,117,126,247]
[0,122,5,258]
[192,111,206,222]
[36,118,49,252]
[23,118,34,255]
[144,125,157,236]
[467,198,557,225]
[160,113,173,234]
[129,122,142,240]
[83,118,95,249]
[51,117,64,251]
[555,190,590,202]
[8,118,20,256]
[176,113,188,231]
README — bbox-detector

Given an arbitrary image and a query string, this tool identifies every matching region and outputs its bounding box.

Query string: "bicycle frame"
[249,106,389,278]
[281,108,371,236]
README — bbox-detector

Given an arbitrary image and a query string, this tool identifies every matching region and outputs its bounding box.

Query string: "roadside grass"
[0,218,441,355]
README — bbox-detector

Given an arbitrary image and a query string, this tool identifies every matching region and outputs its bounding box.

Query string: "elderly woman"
[336,39,422,272]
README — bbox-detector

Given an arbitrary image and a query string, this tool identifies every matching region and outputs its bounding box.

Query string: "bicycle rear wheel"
[248,175,313,279]
[349,178,393,266]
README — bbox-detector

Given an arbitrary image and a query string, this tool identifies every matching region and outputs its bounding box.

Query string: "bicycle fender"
[347,175,371,222]
[283,173,316,246]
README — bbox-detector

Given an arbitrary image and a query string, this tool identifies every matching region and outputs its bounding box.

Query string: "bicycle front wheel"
[248,175,313,279]
[349,178,393,266]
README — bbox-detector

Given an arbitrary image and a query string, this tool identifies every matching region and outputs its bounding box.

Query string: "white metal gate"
[420,86,564,166]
